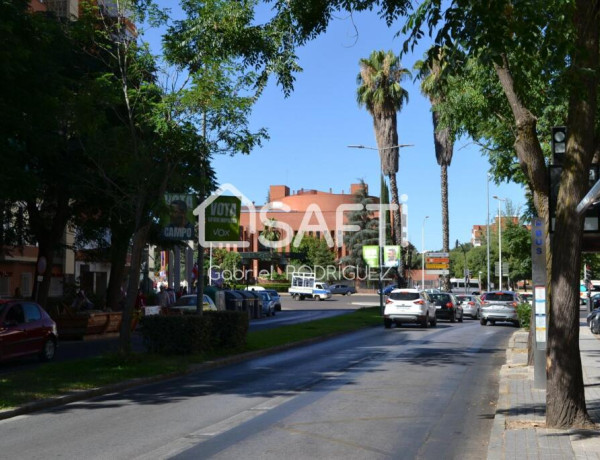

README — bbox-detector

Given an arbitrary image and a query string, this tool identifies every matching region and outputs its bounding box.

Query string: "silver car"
[480,291,522,326]
[383,289,437,328]
[456,294,482,319]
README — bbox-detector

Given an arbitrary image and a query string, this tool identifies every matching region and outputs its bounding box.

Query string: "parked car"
[257,291,276,317]
[0,300,58,362]
[329,284,357,295]
[587,308,600,334]
[430,292,463,323]
[456,294,482,319]
[169,294,217,313]
[264,289,282,311]
[378,284,397,296]
[383,289,437,328]
[480,291,522,326]
[520,292,533,305]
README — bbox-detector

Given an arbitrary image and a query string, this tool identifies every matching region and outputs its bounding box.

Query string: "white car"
[383,289,437,328]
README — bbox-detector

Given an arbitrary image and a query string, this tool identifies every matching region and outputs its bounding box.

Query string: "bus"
[450,278,481,294]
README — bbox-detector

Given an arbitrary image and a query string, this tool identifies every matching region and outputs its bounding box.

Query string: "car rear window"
[430,294,451,303]
[485,293,515,302]
[389,292,420,301]
[456,296,470,301]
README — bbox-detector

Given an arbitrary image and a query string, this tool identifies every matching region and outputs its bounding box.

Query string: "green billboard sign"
[362,245,379,268]
[204,195,241,242]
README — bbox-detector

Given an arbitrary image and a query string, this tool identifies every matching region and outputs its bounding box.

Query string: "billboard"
[362,245,379,268]
[383,245,400,268]
[204,195,241,242]
[162,193,196,241]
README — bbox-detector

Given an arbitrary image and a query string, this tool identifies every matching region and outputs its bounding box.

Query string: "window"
[485,293,516,302]
[389,292,420,301]
[6,304,25,324]
[23,302,42,322]
[0,277,9,297]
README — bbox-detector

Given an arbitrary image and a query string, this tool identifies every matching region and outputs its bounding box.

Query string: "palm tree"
[356,50,411,280]
[415,48,454,290]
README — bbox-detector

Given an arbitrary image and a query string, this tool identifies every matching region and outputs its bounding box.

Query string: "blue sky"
[144,4,526,252]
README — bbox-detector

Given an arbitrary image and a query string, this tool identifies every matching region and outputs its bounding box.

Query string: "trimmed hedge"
[258,283,290,292]
[140,311,249,355]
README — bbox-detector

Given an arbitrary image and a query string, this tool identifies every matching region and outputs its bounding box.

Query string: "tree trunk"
[546,0,598,429]
[388,172,403,276]
[27,196,71,307]
[118,222,150,353]
[440,163,451,291]
[106,220,132,310]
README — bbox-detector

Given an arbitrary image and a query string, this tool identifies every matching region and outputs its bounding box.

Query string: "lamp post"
[422,216,429,289]
[486,174,491,291]
[348,143,414,314]
[493,195,506,290]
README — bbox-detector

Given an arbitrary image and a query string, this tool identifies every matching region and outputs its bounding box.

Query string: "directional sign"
[428,252,449,258]
[426,263,449,269]
[426,257,450,264]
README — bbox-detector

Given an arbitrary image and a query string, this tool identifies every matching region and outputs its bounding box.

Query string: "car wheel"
[421,314,429,328]
[490,320,496,326]
[315,296,321,301]
[591,317,600,334]
[39,338,56,361]
[480,317,487,326]
[384,318,392,329]
[430,315,437,327]
[450,311,456,323]
[346,291,351,296]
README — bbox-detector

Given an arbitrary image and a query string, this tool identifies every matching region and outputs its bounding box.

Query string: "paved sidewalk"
[488,321,600,459]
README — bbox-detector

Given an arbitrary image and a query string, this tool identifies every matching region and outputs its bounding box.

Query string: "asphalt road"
[0,312,513,460]
[0,294,376,373]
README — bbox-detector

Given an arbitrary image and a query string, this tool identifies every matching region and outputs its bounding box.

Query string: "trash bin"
[244,290,262,319]
[235,290,257,320]
[223,290,243,311]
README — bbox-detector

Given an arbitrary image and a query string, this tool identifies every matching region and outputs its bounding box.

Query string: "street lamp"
[493,195,506,290]
[422,216,429,289]
[348,143,414,314]
[486,174,491,291]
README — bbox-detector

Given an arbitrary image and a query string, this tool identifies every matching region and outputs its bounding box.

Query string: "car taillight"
[511,301,518,308]
[446,302,453,308]
[413,299,424,305]
[386,299,393,304]
[468,301,475,306]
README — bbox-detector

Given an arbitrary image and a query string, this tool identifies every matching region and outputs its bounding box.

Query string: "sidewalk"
[488,320,600,459]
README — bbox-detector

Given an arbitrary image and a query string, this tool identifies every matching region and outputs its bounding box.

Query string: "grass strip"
[0,307,381,410]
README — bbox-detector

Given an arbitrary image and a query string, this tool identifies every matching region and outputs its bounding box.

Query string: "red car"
[0,300,58,362]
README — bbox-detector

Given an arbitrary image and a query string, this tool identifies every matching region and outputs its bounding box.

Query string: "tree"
[356,50,411,278]
[415,50,455,291]
[148,0,599,430]
[260,218,281,274]
[339,179,378,278]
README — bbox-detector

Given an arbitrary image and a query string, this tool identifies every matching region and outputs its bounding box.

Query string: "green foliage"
[258,282,291,292]
[340,179,378,274]
[517,303,531,330]
[140,311,248,355]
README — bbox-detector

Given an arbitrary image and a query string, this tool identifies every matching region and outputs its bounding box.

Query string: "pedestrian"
[158,285,170,313]
[135,288,146,311]
[72,289,94,311]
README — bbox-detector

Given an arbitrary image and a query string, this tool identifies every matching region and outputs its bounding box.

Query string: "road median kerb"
[0,326,374,421]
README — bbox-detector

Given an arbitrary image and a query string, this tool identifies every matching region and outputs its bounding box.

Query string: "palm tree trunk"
[440,164,451,291]
[388,172,403,278]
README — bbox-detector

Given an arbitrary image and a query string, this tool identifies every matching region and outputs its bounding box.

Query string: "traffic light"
[585,265,593,281]
[552,126,567,165]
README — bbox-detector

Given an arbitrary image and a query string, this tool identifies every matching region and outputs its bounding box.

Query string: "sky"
[144,3,526,253]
